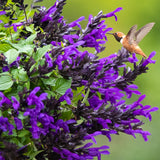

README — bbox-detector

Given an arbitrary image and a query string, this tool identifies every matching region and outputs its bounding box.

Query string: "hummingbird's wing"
[135,22,155,44]
[126,25,137,45]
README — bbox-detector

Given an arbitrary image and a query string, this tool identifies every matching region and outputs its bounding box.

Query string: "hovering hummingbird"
[107,23,155,58]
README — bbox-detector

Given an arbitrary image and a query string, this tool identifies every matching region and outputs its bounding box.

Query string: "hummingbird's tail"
[136,50,148,58]
[133,46,148,58]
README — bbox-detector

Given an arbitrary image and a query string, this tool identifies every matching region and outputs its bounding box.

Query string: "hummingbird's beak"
[106,33,114,35]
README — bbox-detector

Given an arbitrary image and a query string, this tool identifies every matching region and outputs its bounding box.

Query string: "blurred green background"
[26,0,160,159]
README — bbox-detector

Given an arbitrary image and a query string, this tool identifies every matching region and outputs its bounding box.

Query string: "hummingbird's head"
[107,32,125,43]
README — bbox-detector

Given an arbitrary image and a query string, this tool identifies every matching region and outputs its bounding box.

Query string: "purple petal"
[105,7,123,21]
[0,11,6,15]
[11,96,20,110]
[14,117,23,130]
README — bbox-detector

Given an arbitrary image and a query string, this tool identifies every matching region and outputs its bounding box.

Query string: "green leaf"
[17,44,34,56]
[25,33,37,44]
[42,77,56,86]
[0,72,13,90]
[54,78,72,95]
[33,45,51,62]
[17,130,30,138]
[60,110,73,120]
[8,43,22,50]
[82,88,90,105]
[25,26,34,33]
[44,90,56,99]
[0,43,13,52]
[4,48,19,64]
[28,150,44,159]
[11,68,28,83]
[0,32,6,37]
[72,86,84,104]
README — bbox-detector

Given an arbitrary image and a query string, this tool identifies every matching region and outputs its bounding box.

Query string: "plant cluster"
[0,0,158,159]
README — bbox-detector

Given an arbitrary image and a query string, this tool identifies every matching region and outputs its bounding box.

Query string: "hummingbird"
[107,23,155,58]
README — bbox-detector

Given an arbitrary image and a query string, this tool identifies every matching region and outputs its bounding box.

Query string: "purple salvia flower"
[89,95,104,110]
[27,87,40,105]
[41,5,57,22]
[24,87,48,138]
[134,130,151,141]
[105,7,123,21]
[0,117,14,135]
[5,22,23,32]
[11,96,20,110]
[45,52,53,67]
[55,54,63,70]
[101,130,117,142]
[88,145,110,159]
[130,95,146,110]
[142,51,156,66]
[59,88,73,105]
[121,119,140,125]
[124,84,141,98]
[63,34,79,44]
[0,152,5,160]
[55,119,70,133]
[0,11,6,15]
[10,56,20,68]
[11,22,23,32]
[82,19,112,52]
[53,147,80,160]
[2,56,20,72]
[133,105,158,121]
[97,118,112,129]
[51,41,61,46]
[125,129,151,141]
[38,113,54,129]
[0,11,6,23]
[30,119,40,139]
[84,131,102,143]
[14,117,23,130]
[0,92,12,107]
[128,53,138,63]
[68,16,85,29]
[2,66,9,72]
[27,87,48,111]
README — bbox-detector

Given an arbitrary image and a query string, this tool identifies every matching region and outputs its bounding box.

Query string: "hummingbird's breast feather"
[122,37,140,53]
[122,37,147,58]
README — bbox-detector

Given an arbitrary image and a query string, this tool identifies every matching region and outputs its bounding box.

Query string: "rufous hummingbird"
[107,23,155,58]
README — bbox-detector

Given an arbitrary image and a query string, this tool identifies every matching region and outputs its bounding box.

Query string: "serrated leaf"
[4,48,19,64]
[18,44,34,56]
[54,78,72,95]
[0,72,13,90]
[0,43,13,52]
[25,33,37,44]
[9,43,23,50]
[42,77,56,86]
[25,26,34,33]
[12,68,28,83]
